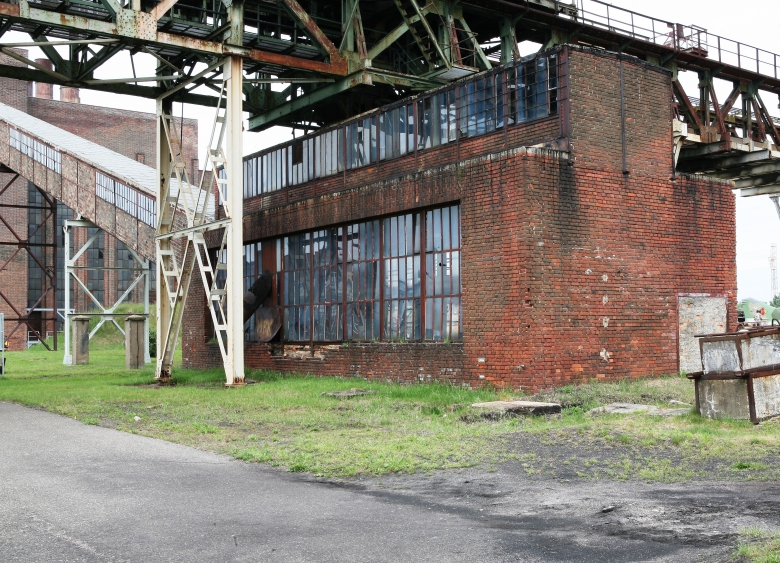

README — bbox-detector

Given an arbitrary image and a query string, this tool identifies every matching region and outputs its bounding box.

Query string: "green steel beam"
[0,63,220,105]
[247,71,369,130]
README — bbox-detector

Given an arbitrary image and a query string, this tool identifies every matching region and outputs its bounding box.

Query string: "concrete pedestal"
[71,316,90,365]
[125,315,146,369]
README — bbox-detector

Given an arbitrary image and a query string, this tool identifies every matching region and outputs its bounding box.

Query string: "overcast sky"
[4,0,778,301]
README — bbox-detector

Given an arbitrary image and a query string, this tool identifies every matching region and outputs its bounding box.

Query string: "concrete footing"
[125,315,146,369]
[71,316,90,365]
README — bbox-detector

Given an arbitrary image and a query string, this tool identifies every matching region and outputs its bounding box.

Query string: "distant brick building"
[0,50,197,350]
[182,46,736,391]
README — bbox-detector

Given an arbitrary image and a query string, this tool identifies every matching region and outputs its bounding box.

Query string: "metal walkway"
[0,100,210,261]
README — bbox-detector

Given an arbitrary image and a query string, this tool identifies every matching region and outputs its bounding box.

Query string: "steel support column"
[225,54,245,386]
[155,98,173,380]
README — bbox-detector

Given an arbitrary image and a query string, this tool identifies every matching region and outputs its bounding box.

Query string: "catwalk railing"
[567,0,779,79]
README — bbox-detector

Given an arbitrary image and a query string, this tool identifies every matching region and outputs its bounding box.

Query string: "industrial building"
[1,0,777,391]
[181,46,736,391]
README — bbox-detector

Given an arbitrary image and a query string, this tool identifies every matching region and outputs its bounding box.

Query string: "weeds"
[734,529,780,563]
[1,344,779,480]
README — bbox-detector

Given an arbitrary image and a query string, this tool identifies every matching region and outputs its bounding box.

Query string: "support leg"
[225,54,245,386]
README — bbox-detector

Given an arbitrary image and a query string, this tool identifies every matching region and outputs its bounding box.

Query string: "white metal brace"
[154,56,245,385]
[62,219,151,365]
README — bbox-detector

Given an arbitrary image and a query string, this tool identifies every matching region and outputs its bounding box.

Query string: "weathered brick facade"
[0,46,724,387]
[181,46,736,391]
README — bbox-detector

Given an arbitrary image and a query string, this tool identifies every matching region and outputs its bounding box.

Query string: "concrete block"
[471,400,561,416]
[72,316,90,365]
[124,315,146,369]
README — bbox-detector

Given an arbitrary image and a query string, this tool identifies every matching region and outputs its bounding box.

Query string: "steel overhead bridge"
[1,0,778,383]
[0,100,211,261]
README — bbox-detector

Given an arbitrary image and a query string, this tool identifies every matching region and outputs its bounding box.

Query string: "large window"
[272,204,461,343]
[312,228,343,341]
[383,213,421,341]
[346,220,381,340]
[425,206,461,342]
[242,52,561,198]
[116,241,135,298]
[283,233,311,341]
[243,242,261,340]
[86,227,104,309]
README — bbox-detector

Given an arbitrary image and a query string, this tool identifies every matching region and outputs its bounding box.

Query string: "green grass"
[0,342,508,476]
[1,342,779,480]
[734,529,780,563]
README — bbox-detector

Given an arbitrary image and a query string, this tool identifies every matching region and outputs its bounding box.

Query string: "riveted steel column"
[155,97,173,380]
[225,54,245,385]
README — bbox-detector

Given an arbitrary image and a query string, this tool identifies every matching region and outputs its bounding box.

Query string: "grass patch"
[2,344,779,480]
[0,343,509,477]
[734,529,780,563]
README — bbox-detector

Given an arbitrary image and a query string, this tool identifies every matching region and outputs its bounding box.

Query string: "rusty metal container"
[688,327,780,423]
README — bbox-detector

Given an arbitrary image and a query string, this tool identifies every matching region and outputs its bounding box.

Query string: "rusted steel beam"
[0,2,348,76]
[755,92,780,147]
[750,97,766,142]
[279,0,341,60]
[708,85,731,151]
[673,79,704,131]
[150,0,180,21]
[720,84,741,116]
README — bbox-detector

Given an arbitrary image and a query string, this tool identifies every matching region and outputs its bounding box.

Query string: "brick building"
[0,50,197,350]
[182,46,736,391]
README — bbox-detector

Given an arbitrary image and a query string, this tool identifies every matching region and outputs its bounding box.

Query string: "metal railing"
[563,0,780,79]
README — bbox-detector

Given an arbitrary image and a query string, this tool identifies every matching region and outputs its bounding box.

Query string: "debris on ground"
[588,403,691,417]
[321,389,377,398]
[470,400,562,417]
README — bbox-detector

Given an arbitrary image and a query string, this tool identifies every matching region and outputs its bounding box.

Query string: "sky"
[3,0,779,302]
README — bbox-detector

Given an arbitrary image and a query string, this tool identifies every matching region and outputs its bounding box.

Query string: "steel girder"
[2,0,780,133]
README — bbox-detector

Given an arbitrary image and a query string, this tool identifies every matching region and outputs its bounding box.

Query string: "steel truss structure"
[0,172,58,350]
[62,219,151,365]
[2,0,780,381]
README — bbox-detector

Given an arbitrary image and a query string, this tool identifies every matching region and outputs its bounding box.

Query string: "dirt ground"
[327,435,780,562]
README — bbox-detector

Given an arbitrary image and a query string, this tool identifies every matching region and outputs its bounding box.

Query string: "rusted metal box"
[688,327,780,423]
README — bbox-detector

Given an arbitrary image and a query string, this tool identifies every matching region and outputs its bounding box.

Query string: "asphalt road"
[2,401,778,562]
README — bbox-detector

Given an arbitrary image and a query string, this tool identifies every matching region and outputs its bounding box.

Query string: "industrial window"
[116,241,135,298]
[425,205,462,341]
[312,228,343,341]
[244,52,560,197]
[283,233,312,341]
[274,204,460,343]
[346,220,381,341]
[55,201,74,325]
[26,183,46,309]
[86,227,104,309]
[96,172,156,227]
[10,129,61,173]
[383,213,421,341]
[243,242,261,341]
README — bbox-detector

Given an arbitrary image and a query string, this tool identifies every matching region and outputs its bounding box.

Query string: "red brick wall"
[27,98,198,169]
[0,174,31,351]
[0,51,31,349]
[0,50,31,112]
[183,47,737,392]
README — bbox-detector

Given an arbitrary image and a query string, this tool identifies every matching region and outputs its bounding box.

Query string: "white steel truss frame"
[62,219,151,365]
[154,55,245,385]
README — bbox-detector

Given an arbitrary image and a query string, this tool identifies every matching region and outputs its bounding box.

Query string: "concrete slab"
[589,403,690,416]
[471,400,561,416]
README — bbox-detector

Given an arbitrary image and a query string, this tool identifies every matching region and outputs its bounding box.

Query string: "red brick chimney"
[61,87,80,103]
[34,58,53,99]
